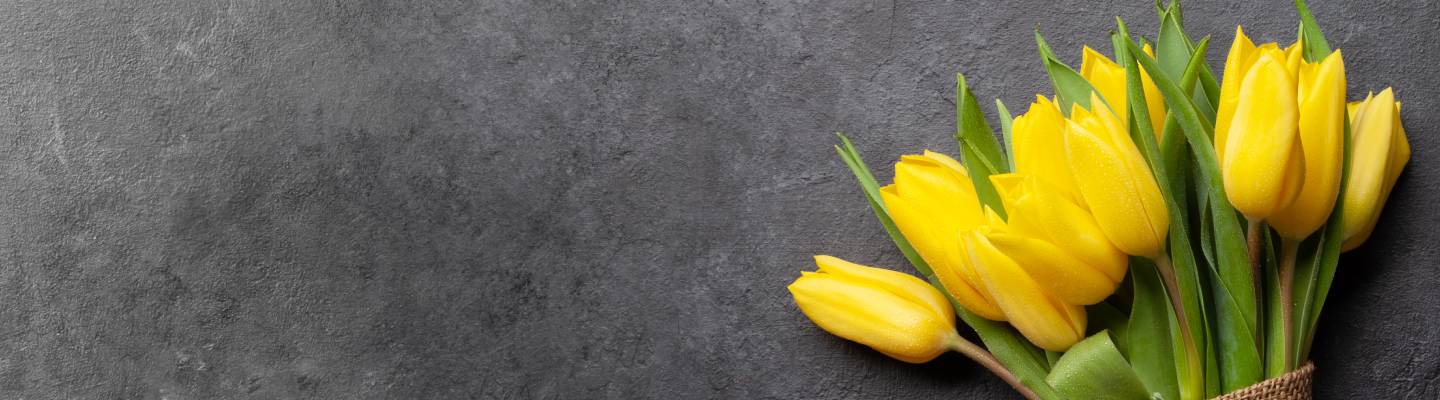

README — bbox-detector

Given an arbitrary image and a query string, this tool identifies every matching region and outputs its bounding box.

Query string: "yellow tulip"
[986,173,1127,305]
[1063,92,1170,258]
[1214,28,1311,222]
[1341,89,1410,251]
[1012,95,1086,209]
[879,151,1005,320]
[789,255,959,363]
[963,221,1087,352]
[1080,45,1166,139]
[1264,49,1346,240]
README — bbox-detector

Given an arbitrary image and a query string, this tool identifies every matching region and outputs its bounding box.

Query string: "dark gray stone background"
[0,0,1434,398]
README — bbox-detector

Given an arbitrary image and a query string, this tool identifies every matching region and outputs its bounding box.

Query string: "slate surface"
[0,0,1434,398]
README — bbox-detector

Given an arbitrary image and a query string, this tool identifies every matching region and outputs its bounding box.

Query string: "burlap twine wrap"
[1211,362,1315,400]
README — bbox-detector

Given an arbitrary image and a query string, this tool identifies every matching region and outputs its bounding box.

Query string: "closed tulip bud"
[1214,27,1309,222]
[1268,49,1347,240]
[789,256,959,363]
[879,151,1006,320]
[985,173,1127,305]
[1080,45,1167,139]
[963,221,1087,352]
[1341,89,1410,251]
[1063,93,1170,258]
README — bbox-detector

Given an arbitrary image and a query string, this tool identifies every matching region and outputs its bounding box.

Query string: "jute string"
[1211,362,1315,400]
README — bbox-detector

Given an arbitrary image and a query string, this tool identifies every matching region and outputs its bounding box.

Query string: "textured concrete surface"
[0,0,1433,398]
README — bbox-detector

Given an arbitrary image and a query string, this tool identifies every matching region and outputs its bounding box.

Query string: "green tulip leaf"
[1087,301,1132,360]
[1203,212,1261,388]
[1204,318,1221,399]
[1200,225,1262,391]
[1047,331,1152,400]
[1287,226,1325,370]
[1156,0,1220,122]
[1155,1,1190,83]
[1196,67,1221,123]
[1193,162,1216,271]
[1034,27,1115,118]
[1110,20,1132,67]
[1201,201,1262,392]
[1161,132,1190,232]
[1127,257,1180,400]
[997,99,1016,173]
[1293,0,1333,63]
[1046,351,1063,370]
[955,74,1010,222]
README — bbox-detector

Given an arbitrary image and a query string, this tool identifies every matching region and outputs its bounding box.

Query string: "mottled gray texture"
[0,0,1432,398]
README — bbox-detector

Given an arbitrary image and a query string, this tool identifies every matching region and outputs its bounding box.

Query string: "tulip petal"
[1279,136,1308,212]
[1215,26,1258,164]
[923,150,970,180]
[965,230,1084,352]
[982,231,1118,305]
[1284,41,1305,74]
[1081,46,1130,123]
[1013,96,1086,208]
[814,255,955,327]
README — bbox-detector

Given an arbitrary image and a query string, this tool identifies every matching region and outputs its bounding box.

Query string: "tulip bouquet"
[788,1,1409,399]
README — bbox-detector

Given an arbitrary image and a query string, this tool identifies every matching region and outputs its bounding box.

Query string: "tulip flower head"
[789,256,960,363]
[1063,93,1170,258]
[1341,89,1410,251]
[879,151,1005,320]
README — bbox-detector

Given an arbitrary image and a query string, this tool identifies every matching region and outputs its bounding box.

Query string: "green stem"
[1247,219,1265,351]
[1279,238,1301,373]
[1151,253,1203,400]
[951,335,1042,400]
